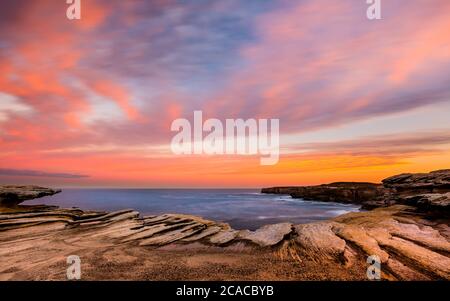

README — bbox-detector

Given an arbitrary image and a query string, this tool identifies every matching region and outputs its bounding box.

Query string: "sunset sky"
[0,0,449,188]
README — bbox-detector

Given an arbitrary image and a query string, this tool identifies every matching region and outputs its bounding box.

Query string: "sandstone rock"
[294,222,346,262]
[333,224,389,263]
[385,258,430,280]
[139,223,206,246]
[374,235,450,279]
[238,223,293,247]
[89,219,144,239]
[0,203,449,280]
[332,205,450,280]
[181,226,222,242]
[382,169,450,192]
[0,185,61,207]
[387,220,450,254]
[122,221,196,242]
[209,230,239,245]
[398,193,450,213]
[262,169,450,212]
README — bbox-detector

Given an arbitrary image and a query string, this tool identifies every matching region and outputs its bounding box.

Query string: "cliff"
[262,182,384,205]
[262,169,450,213]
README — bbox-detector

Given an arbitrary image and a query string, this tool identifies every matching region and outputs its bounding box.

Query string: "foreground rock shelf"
[0,204,449,280]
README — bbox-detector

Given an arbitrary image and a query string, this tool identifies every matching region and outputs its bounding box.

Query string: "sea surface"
[28,189,361,230]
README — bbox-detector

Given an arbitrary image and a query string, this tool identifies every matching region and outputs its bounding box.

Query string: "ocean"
[28,189,361,230]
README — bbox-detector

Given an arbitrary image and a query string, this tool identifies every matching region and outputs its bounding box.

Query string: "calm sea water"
[28,189,361,230]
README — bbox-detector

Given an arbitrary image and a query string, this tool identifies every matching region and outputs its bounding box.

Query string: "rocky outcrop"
[1,203,449,280]
[264,182,384,205]
[393,193,450,213]
[382,169,450,192]
[294,222,347,262]
[238,223,293,247]
[261,187,305,195]
[0,185,61,207]
[262,169,450,212]
[296,205,450,280]
[381,170,450,213]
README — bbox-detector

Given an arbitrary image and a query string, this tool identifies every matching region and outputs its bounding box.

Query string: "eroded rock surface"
[294,222,346,262]
[0,204,448,280]
[238,223,293,247]
[382,169,450,192]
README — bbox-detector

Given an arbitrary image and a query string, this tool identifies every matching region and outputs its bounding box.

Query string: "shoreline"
[0,169,449,280]
[23,188,362,230]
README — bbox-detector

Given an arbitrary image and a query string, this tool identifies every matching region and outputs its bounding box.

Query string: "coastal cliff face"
[262,169,450,212]
[382,170,450,213]
[262,182,384,206]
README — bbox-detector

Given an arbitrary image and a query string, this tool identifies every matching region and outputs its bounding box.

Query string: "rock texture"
[0,203,448,280]
[381,170,450,213]
[262,169,450,212]
[294,222,346,262]
[0,185,60,207]
[382,169,450,192]
[238,223,293,247]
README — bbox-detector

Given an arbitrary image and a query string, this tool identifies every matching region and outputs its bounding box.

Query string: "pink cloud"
[206,0,450,132]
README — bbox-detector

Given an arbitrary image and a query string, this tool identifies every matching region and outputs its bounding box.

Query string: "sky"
[0,0,449,188]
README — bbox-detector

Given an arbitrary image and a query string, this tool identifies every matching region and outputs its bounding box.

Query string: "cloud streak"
[0,169,89,179]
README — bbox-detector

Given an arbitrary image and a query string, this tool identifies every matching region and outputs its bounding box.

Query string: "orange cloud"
[1,0,449,188]
[76,0,110,30]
